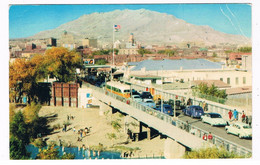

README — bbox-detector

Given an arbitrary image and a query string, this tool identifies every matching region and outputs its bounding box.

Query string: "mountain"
[30,9,251,46]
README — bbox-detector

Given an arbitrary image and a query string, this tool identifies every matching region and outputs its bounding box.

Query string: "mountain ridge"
[30,9,251,46]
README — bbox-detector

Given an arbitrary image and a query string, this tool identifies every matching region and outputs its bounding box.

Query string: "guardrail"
[130,83,247,121]
[85,83,251,155]
[175,120,252,155]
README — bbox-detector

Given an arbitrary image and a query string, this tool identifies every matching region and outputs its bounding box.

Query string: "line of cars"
[131,90,173,116]
[182,105,252,139]
[103,82,252,139]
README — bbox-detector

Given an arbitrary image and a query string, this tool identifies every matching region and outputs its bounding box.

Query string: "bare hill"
[30,9,251,46]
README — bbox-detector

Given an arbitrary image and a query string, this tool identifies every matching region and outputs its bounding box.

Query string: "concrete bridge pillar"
[147,127,151,140]
[164,138,186,159]
[99,102,112,116]
[139,122,144,133]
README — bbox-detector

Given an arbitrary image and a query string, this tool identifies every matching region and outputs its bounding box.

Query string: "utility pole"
[161,65,163,113]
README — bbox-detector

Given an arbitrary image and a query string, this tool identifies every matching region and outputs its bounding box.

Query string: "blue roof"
[131,59,223,71]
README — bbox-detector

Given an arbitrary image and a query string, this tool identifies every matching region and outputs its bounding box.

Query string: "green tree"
[212,52,218,57]
[10,111,30,159]
[10,111,29,145]
[138,48,152,56]
[238,47,252,53]
[10,136,30,160]
[95,59,108,65]
[165,49,175,57]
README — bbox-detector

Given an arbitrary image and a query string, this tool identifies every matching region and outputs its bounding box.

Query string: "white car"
[201,113,227,126]
[225,122,252,139]
[131,95,142,102]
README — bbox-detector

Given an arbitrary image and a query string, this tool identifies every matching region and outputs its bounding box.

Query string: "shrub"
[183,146,246,159]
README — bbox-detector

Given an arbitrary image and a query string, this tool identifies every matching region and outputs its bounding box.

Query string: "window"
[236,77,239,85]
[243,77,246,84]
[220,78,223,81]
[227,77,230,84]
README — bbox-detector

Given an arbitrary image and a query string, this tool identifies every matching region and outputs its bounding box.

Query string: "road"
[176,110,252,150]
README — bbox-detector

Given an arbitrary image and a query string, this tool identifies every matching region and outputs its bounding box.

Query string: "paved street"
[177,111,252,150]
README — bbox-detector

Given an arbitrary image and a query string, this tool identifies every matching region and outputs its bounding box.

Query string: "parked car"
[140,91,153,100]
[139,99,156,108]
[131,89,140,96]
[167,99,185,110]
[225,122,252,139]
[182,105,204,118]
[131,95,142,102]
[155,104,173,116]
[201,113,227,126]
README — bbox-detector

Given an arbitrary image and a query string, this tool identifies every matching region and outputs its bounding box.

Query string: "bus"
[105,81,131,98]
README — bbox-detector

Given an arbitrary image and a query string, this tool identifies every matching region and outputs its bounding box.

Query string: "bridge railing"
[175,120,252,155]
[130,83,245,121]
[85,83,251,155]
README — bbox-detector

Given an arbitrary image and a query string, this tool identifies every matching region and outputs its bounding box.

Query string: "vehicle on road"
[182,105,204,118]
[140,91,153,100]
[105,81,131,98]
[167,99,185,110]
[225,122,252,139]
[139,99,156,108]
[155,104,173,116]
[131,95,142,102]
[131,89,140,96]
[201,113,227,126]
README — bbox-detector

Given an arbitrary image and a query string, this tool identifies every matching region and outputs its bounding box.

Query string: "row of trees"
[157,49,175,56]
[9,47,83,103]
[92,49,119,56]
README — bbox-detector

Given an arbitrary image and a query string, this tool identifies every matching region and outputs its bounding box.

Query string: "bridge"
[84,83,252,156]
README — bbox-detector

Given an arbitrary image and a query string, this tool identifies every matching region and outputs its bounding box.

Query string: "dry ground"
[38,106,165,158]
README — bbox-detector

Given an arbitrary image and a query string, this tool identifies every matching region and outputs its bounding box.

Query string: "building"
[82,38,98,48]
[47,37,57,47]
[51,82,79,107]
[125,59,251,88]
[229,52,251,61]
[241,54,252,72]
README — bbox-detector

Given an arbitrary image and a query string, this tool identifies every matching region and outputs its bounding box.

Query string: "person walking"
[233,109,238,121]
[228,110,233,121]
[202,133,207,141]
[208,132,213,143]
[241,111,246,123]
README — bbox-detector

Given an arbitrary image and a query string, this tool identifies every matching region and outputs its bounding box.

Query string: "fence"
[130,83,248,121]
[85,82,252,156]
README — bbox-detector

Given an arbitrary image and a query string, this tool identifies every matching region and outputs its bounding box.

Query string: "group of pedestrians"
[202,132,213,142]
[77,127,91,142]
[228,109,248,123]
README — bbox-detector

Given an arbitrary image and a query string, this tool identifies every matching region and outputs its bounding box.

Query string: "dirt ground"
[38,106,166,158]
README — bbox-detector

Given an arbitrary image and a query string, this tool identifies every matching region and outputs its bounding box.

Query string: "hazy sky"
[9,4,251,39]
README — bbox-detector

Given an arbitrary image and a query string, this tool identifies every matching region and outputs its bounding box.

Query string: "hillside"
[30,9,251,46]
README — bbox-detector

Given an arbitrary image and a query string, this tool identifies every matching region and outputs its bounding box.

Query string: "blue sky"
[9,4,252,39]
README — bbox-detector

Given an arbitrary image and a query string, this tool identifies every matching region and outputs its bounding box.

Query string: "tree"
[238,47,252,53]
[10,111,30,145]
[183,146,248,159]
[43,47,82,82]
[36,145,59,159]
[9,58,39,103]
[10,136,30,160]
[10,111,30,159]
[138,48,152,56]
[95,59,108,65]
